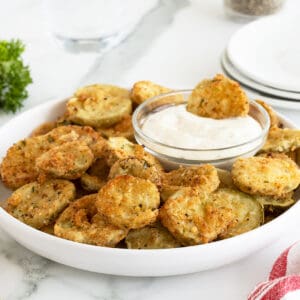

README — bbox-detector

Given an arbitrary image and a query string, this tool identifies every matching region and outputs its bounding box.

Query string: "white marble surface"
[1,0,300,299]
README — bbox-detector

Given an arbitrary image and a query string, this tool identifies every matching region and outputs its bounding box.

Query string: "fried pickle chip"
[54,194,127,247]
[187,74,249,119]
[96,115,134,141]
[261,128,300,153]
[232,157,300,197]
[130,81,172,105]
[46,125,106,158]
[36,141,94,180]
[109,157,162,188]
[125,222,181,249]
[160,188,235,245]
[80,157,110,192]
[161,165,220,202]
[256,100,279,129]
[257,152,291,160]
[96,175,160,229]
[216,168,235,188]
[6,180,76,229]
[217,188,263,239]
[0,125,105,189]
[103,137,163,171]
[66,84,132,127]
[255,193,295,207]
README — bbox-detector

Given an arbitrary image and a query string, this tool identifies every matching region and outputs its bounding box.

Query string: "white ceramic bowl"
[0,98,299,277]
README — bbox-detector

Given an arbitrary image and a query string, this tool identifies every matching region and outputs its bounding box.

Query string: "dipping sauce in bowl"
[133,90,270,170]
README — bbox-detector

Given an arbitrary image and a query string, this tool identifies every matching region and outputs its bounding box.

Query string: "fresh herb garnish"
[0,39,32,113]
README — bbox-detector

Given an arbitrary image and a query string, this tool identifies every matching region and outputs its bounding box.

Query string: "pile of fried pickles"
[1,74,300,249]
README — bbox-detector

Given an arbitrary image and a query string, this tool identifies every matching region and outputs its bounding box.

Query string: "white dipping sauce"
[142,105,262,149]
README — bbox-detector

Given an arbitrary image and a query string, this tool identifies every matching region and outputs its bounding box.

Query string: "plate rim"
[222,50,300,100]
[227,15,300,93]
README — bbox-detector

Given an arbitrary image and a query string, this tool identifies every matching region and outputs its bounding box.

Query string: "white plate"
[221,61,300,111]
[222,51,300,101]
[227,15,300,92]
[0,98,299,277]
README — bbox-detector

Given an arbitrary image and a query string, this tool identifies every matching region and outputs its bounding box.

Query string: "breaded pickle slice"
[0,125,105,189]
[66,84,132,127]
[6,180,76,229]
[256,100,280,129]
[96,115,134,141]
[109,157,162,188]
[96,175,160,229]
[36,141,94,180]
[232,157,300,197]
[255,193,295,207]
[187,74,249,119]
[80,157,110,192]
[130,81,172,105]
[216,168,235,188]
[54,194,127,247]
[160,188,235,245]
[103,137,163,171]
[125,222,181,249]
[218,188,263,239]
[43,125,106,158]
[261,128,300,153]
[161,165,219,201]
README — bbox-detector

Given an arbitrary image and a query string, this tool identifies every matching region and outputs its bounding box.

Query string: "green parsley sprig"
[0,39,32,113]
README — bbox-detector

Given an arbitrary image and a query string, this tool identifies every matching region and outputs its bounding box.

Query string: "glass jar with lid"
[224,0,286,21]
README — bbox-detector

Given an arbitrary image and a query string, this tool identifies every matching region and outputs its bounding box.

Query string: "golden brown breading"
[96,175,160,229]
[130,81,171,105]
[125,222,181,249]
[66,84,132,127]
[257,152,291,160]
[36,141,94,180]
[96,115,134,141]
[80,157,110,192]
[231,156,300,197]
[256,100,279,129]
[6,180,75,229]
[102,137,163,171]
[47,125,107,159]
[187,74,249,119]
[161,165,220,202]
[217,188,263,239]
[0,125,106,189]
[54,194,127,247]
[108,157,162,188]
[30,121,57,137]
[159,188,235,245]
[255,193,295,207]
[261,128,300,153]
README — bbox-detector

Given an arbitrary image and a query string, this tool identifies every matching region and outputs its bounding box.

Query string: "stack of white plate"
[221,15,300,110]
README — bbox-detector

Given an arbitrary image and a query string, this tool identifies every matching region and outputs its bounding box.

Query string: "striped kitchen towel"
[248,242,300,300]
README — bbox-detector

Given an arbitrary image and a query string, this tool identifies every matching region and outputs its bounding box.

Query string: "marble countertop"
[1,0,300,299]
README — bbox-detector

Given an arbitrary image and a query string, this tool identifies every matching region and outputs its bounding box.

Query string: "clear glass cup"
[132,91,270,170]
[43,0,144,53]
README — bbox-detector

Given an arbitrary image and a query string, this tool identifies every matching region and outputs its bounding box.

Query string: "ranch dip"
[142,104,262,150]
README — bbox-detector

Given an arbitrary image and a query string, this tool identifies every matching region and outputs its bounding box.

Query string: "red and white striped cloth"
[248,242,300,300]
